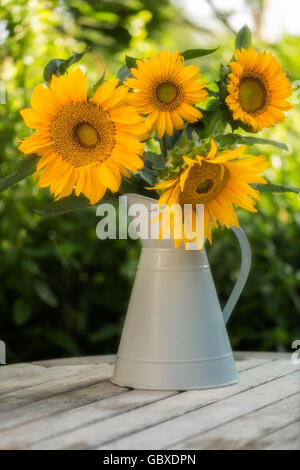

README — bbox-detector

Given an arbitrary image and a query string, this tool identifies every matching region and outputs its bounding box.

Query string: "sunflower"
[153,140,270,248]
[125,51,207,138]
[225,48,292,131]
[19,68,146,204]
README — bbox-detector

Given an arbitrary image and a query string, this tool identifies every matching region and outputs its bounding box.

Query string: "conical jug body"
[112,194,251,390]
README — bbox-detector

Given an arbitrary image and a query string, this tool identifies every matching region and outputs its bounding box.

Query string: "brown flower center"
[238,73,269,114]
[74,122,99,148]
[51,102,115,168]
[153,79,184,110]
[179,160,229,206]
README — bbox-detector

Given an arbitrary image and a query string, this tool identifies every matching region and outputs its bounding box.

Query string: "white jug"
[112,194,251,390]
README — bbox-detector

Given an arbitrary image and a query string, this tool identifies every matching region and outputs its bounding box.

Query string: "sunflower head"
[153,140,270,248]
[125,50,208,138]
[19,68,146,204]
[225,48,292,131]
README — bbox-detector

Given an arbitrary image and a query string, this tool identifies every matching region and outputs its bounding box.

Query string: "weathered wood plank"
[32,355,116,368]
[21,359,297,450]
[261,422,300,450]
[0,364,112,395]
[99,370,299,450]
[232,357,272,372]
[0,353,295,450]
[2,360,267,449]
[0,355,266,435]
[0,389,177,450]
[234,351,291,360]
[0,381,127,432]
[0,364,113,412]
[171,393,300,449]
[0,364,45,382]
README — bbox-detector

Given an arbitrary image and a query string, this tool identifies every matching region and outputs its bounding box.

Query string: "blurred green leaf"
[37,194,94,217]
[34,280,58,308]
[45,329,81,355]
[139,167,158,186]
[235,24,252,50]
[197,106,226,139]
[13,300,32,326]
[144,152,165,169]
[43,49,89,83]
[125,55,138,69]
[37,194,118,217]
[89,324,119,343]
[92,72,105,94]
[219,63,231,101]
[0,155,39,194]
[251,183,300,194]
[164,128,184,150]
[219,134,289,151]
[186,121,204,140]
[180,47,219,60]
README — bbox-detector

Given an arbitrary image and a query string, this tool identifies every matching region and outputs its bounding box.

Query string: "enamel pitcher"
[112,194,251,390]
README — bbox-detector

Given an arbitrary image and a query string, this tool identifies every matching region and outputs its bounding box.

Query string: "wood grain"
[0,353,298,450]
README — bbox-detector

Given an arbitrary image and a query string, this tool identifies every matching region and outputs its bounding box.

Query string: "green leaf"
[219,133,289,151]
[125,55,138,69]
[164,128,184,150]
[139,167,158,186]
[239,136,288,151]
[43,49,88,84]
[251,183,300,194]
[219,63,231,101]
[186,121,204,140]
[181,47,219,61]
[37,194,93,217]
[235,24,252,50]
[45,329,81,355]
[92,72,105,94]
[37,194,117,217]
[0,155,39,194]
[13,300,32,326]
[144,152,165,169]
[89,324,120,343]
[34,280,58,308]
[195,105,226,139]
[220,64,230,82]
[117,64,133,83]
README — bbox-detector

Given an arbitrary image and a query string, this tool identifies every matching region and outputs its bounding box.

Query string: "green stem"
[159,136,168,159]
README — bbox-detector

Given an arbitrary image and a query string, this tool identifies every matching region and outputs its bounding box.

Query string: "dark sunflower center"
[153,79,184,110]
[74,122,99,148]
[156,82,178,104]
[196,179,214,194]
[51,102,115,168]
[179,161,229,206]
[239,74,268,114]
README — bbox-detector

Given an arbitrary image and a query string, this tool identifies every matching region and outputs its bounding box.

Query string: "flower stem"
[159,136,168,159]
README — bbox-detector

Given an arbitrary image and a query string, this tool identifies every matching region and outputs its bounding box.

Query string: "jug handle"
[222,226,251,325]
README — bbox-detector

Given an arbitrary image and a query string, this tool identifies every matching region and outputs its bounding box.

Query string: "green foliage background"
[0,0,299,363]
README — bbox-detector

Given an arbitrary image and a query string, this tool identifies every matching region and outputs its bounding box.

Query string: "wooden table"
[0,352,299,450]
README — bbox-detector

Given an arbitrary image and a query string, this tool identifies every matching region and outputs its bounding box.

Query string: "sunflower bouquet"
[2,25,299,248]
